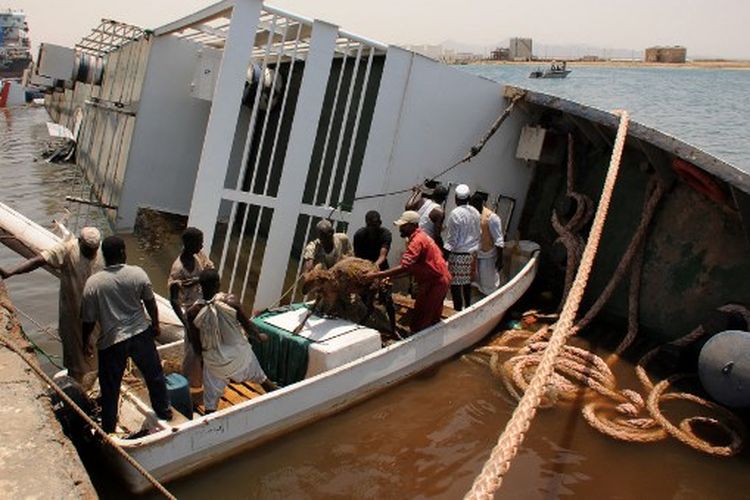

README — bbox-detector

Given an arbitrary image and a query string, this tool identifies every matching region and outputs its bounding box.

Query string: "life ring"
[672,157,727,204]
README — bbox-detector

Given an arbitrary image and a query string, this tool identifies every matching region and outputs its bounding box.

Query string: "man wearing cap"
[302,219,352,273]
[368,211,450,333]
[444,184,481,311]
[0,227,104,387]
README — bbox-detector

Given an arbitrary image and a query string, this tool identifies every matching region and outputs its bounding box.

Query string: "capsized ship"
[0,9,32,79]
[6,0,750,492]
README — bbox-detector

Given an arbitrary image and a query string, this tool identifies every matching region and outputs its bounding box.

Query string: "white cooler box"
[264,308,382,378]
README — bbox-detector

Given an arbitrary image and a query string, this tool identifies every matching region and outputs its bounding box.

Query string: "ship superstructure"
[0,9,32,79]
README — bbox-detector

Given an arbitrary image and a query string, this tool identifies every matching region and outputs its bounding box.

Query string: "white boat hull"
[111,243,539,492]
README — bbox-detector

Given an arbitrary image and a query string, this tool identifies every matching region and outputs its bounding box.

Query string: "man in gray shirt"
[82,236,171,433]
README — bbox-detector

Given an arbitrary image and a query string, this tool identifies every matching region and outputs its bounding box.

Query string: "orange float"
[672,157,728,204]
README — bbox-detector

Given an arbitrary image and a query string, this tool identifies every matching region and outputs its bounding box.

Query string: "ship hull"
[0,56,31,79]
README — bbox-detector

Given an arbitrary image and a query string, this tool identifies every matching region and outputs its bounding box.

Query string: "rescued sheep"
[302,257,381,322]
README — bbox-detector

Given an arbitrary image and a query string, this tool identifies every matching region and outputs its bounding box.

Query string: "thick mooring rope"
[0,336,177,500]
[465,111,630,500]
[552,133,594,305]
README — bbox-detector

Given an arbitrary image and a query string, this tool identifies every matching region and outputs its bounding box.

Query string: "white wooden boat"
[98,241,539,492]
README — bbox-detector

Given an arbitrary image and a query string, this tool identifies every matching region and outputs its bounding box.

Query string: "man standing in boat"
[469,192,505,295]
[302,219,352,273]
[367,210,451,333]
[186,269,277,412]
[405,183,448,246]
[444,184,481,311]
[0,227,103,388]
[168,227,214,390]
[353,210,397,332]
[81,236,171,433]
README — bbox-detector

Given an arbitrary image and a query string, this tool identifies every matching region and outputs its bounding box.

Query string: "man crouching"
[186,269,277,412]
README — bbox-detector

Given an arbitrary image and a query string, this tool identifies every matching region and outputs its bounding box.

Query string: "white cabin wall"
[116,35,212,230]
[351,51,533,255]
[72,37,151,215]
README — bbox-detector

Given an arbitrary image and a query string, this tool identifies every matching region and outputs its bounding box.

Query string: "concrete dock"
[0,281,96,498]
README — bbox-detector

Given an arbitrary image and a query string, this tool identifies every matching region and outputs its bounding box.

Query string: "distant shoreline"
[470,60,750,70]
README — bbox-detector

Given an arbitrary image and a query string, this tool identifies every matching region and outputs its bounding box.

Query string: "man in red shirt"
[368,210,451,333]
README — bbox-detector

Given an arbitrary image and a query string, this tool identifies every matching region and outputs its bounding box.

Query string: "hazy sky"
[12,0,750,59]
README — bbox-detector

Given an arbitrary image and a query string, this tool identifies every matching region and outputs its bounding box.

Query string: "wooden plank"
[220,387,246,406]
[232,382,262,399]
[245,381,266,395]
[392,293,454,318]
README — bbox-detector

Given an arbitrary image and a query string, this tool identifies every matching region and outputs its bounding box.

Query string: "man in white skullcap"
[1,227,104,387]
[302,219,352,273]
[444,184,481,311]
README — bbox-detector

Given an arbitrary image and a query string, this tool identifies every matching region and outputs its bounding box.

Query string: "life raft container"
[672,157,728,204]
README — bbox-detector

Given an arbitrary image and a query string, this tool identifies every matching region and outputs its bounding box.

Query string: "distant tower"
[509,38,533,61]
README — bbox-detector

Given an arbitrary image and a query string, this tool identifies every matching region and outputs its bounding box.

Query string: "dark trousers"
[98,327,170,433]
[412,278,449,332]
[451,284,473,311]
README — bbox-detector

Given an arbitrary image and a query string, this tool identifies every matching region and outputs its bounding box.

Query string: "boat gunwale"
[507,85,750,195]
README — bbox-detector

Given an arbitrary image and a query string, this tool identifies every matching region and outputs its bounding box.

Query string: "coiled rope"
[465,110,630,500]
[480,308,746,455]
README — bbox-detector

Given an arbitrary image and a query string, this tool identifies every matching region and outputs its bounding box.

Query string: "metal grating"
[75,19,146,56]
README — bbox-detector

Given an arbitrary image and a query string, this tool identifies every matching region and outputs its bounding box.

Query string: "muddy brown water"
[2,106,748,499]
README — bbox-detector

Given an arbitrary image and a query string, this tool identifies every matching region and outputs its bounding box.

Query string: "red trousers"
[411,277,450,333]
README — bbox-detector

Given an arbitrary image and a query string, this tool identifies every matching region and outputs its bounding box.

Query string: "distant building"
[490,47,510,61]
[581,55,600,62]
[509,38,533,61]
[644,46,686,63]
[443,51,482,65]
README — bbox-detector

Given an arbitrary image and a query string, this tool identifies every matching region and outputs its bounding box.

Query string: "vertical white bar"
[290,216,313,300]
[253,20,338,309]
[247,16,288,194]
[261,22,303,196]
[239,206,264,302]
[325,43,363,207]
[227,14,278,292]
[337,46,374,209]
[187,0,263,247]
[348,46,413,232]
[311,39,350,205]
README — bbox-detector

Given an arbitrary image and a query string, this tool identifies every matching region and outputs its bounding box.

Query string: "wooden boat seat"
[391,293,455,319]
[193,380,266,416]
